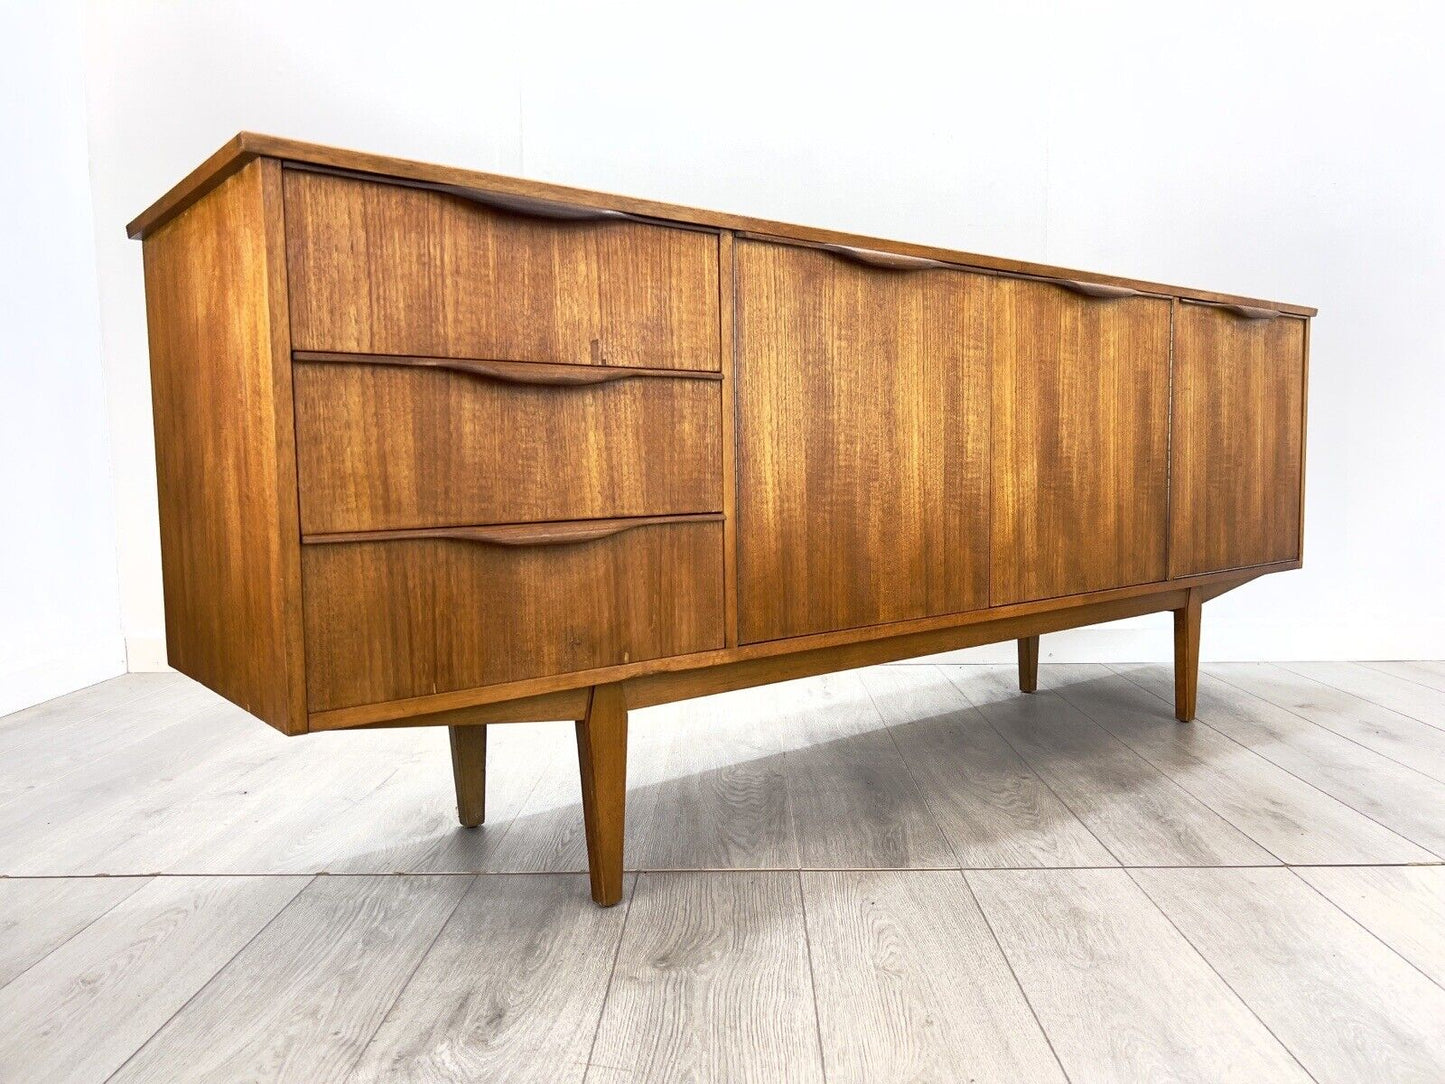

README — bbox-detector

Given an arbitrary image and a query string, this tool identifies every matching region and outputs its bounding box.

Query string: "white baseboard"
[123,635,171,672]
[0,636,127,717]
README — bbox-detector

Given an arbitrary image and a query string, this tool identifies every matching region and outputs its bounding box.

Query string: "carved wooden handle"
[820,244,951,272]
[306,514,724,548]
[294,352,722,386]
[1051,278,1143,300]
[1220,303,1282,320]
[437,184,634,223]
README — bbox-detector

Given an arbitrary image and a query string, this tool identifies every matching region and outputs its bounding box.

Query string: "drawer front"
[301,519,725,712]
[1170,304,1306,576]
[294,358,722,534]
[283,169,720,371]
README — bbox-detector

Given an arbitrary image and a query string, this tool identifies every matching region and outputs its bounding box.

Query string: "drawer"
[301,517,725,712]
[283,169,721,371]
[293,357,723,534]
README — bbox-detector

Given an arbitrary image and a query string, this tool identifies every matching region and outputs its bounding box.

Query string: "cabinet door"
[990,278,1170,604]
[1170,304,1306,576]
[735,240,990,643]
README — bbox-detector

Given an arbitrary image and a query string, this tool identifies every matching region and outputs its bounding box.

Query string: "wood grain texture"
[1295,865,1445,988]
[1284,660,1445,731]
[1122,665,1445,857]
[801,871,1066,1083]
[350,875,629,1083]
[284,169,720,370]
[590,872,823,1082]
[0,876,148,987]
[949,666,1274,866]
[112,875,470,1083]
[142,158,306,734]
[1170,304,1306,576]
[1213,663,1445,782]
[968,868,1310,1082]
[1058,665,1434,864]
[0,876,306,1083]
[1133,867,1445,1083]
[862,665,1117,868]
[990,278,1170,604]
[129,134,1318,319]
[735,238,990,642]
[293,359,721,533]
[301,520,725,712]
[449,725,487,827]
[577,683,628,906]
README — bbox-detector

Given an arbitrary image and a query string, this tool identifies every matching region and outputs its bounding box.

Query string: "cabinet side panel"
[142,159,305,734]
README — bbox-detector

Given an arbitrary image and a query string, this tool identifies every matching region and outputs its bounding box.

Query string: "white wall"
[0,0,124,714]
[79,0,1445,667]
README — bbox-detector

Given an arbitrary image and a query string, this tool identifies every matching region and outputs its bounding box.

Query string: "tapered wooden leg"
[576,683,628,907]
[1174,587,1203,722]
[1018,636,1040,693]
[449,725,487,827]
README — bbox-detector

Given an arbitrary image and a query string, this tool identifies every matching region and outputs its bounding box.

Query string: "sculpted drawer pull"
[294,352,723,386]
[820,244,952,272]
[305,514,724,548]
[1050,278,1144,300]
[437,184,636,223]
[1220,303,1282,320]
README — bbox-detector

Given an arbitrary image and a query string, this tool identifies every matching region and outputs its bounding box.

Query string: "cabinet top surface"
[127,132,1316,317]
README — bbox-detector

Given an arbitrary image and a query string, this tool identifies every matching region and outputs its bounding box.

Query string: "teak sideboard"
[130,134,1313,906]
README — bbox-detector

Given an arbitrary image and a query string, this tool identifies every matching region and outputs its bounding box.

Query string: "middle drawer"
[294,357,723,535]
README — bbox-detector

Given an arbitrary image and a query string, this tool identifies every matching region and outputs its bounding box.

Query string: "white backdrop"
[51,0,1445,683]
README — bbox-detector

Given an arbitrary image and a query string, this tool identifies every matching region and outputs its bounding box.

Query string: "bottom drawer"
[302,517,725,712]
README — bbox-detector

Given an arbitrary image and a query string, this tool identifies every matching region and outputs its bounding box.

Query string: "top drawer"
[282,169,721,371]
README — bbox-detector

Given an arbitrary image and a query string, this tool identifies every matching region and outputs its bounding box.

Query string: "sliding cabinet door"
[990,278,1170,605]
[735,239,990,643]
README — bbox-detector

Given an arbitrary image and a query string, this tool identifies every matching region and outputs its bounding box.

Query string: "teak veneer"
[132,134,1313,906]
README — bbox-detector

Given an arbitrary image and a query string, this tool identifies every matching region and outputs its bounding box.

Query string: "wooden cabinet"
[132,134,1313,905]
[735,239,990,642]
[1170,303,1307,576]
[990,278,1171,604]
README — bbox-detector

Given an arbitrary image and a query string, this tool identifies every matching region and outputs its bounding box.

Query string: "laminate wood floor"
[1,662,1442,1082]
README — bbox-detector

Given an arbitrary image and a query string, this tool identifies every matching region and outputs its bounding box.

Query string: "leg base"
[1174,587,1202,722]
[1018,636,1039,694]
[576,683,628,907]
[449,725,487,827]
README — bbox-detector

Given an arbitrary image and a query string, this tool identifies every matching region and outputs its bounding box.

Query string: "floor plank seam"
[860,675,970,872]
[1051,681,1291,866]
[0,876,153,997]
[1285,867,1445,994]
[342,873,478,1080]
[1122,868,1320,1083]
[1276,662,1445,732]
[1107,665,1445,861]
[581,871,639,1082]
[1206,666,1445,784]
[795,869,832,1083]
[100,874,320,1083]
[959,870,1076,1084]
[939,667,1125,868]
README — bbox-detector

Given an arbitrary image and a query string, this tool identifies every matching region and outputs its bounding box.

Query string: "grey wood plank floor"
[0,661,1441,1082]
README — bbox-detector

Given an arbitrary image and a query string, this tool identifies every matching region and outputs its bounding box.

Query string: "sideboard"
[129,134,1312,906]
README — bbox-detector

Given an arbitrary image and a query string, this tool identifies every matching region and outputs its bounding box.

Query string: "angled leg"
[1174,586,1203,722]
[576,683,628,907]
[1018,636,1040,693]
[449,725,487,827]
